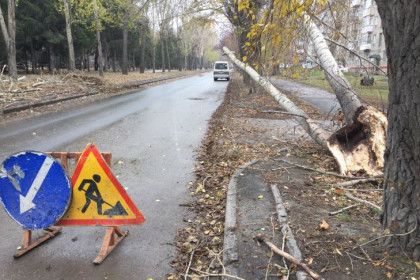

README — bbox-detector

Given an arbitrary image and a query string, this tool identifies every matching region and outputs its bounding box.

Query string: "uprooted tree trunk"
[223,45,386,176]
[305,19,388,176]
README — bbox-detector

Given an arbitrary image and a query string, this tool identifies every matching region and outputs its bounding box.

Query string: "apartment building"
[347,0,387,74]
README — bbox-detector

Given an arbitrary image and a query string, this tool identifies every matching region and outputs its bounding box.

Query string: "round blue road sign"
[0,151,71,230]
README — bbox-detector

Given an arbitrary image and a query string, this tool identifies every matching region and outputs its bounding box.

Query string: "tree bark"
[122,9,128,75]
[152,40,156,73]
[0,5,8,45]
[306,20,361,124]
[49,44,55,73]
[63,0,75,71]
[112,49,116,72]
[30,40,36,74]
[375,0,420,261]
[93,0,104,77]
[223,47,330,149]
[305,19,387,176]
[160,30,165,72]
[165,36,171,72]
[140,17,147,73]
[224,46,386,176]
[0,0,17,80]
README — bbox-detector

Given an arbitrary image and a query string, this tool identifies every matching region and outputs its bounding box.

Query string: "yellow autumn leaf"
[293,56,299,65]
[243,56,247,62]
[319,220,329,230]
[291,72,300,79]
[258,195,263,199]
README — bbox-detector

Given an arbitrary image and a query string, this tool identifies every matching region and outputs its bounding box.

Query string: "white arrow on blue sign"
[0,151,71,230]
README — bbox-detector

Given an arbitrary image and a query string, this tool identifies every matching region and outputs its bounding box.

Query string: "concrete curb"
[0,73,186,115]
[222,159,260,278]
[223,161,311,280]
[271,184,312,280]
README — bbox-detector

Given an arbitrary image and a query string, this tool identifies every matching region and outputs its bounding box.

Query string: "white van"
[213,61,230,81]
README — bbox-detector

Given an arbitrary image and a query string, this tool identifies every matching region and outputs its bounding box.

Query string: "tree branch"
[324,37,387,76]
[254,234,323,280]
[343,191,381,210]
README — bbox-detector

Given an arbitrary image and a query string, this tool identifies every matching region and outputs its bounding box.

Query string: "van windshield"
[215,63,228,70]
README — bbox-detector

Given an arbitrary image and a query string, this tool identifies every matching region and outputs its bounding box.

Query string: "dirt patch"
[172,74,418,279]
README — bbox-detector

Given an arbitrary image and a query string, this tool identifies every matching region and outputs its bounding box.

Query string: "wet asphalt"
[0,72,226,279]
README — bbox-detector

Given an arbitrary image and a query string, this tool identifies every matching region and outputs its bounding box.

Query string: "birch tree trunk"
[223,47,330,149]
[304,19,388,176]
[224,46,386,176]
[93,0,104,77]
[306,21,361,123]
[63,0,75,71]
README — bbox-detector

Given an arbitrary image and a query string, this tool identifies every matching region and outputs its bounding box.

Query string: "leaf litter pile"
[171,74,419,279]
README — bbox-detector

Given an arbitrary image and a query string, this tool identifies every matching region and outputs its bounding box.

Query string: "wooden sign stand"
[14,226,62,258]
[94,226,128,264]
[13,151,127,264]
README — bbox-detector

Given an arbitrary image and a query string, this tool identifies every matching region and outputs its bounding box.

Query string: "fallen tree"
[223,46,386,176]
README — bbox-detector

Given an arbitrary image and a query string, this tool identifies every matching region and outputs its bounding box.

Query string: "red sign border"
[56,144,145,226]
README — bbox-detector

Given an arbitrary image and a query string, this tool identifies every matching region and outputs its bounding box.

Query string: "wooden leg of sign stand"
[13,227,62,258]
[93,226,128,265]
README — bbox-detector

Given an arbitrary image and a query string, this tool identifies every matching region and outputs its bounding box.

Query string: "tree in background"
[0,0,221,75]
[0,0,17,80]
[17,0,66,73]
[62,0,75,71]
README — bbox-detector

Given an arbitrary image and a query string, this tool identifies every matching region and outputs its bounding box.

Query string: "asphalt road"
[271,78,341,117]
[0,72,227,279]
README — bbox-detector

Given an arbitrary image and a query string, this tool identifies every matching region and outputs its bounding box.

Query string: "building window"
[379,33,383,47]
[367,33,372,44]
[373,34,376,45]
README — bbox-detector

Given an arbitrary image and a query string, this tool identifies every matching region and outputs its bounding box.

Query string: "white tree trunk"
[224,46,387,176]
[306,21,361,123]
[223,47,330,149]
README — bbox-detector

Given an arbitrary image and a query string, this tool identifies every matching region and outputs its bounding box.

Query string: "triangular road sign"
[57,144,145,226]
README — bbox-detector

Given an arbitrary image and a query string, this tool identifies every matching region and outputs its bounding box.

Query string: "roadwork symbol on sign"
[57,143,145,226]
[0,151,71,230]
